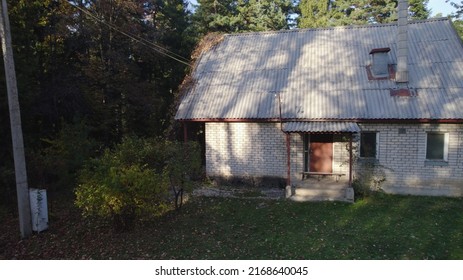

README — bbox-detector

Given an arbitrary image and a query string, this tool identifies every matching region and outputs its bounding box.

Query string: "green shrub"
[75,136,202,230]
[352,179,372,200]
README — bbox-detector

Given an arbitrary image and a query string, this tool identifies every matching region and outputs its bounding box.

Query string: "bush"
[352,179,373,200]
[75,136,201,230]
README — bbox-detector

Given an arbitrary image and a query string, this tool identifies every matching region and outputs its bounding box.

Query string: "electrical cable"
[63,0,192,67]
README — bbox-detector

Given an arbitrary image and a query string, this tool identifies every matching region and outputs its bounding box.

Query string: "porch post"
[286,133,291,187]
[349,133,353,187]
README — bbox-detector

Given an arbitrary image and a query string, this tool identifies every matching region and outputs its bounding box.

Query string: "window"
[360,132,377,158]
[426,133,449,161]
[368,48,391,80]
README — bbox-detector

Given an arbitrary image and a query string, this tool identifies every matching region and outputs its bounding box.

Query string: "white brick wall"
[205,122,463,196]
[357,123,463,196]
[205,122,352,184]
[206,122,287,179]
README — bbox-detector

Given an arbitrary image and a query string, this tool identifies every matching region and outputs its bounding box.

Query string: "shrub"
[352,179,372,200]
[75,136,202,230]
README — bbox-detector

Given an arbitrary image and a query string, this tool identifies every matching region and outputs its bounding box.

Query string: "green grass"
[2,194,463,259]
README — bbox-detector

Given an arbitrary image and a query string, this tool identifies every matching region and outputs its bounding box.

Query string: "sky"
[428,0,457,17]
[187,0,458,18]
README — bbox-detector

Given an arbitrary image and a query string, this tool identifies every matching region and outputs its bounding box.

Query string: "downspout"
[286,133,291,187]
[277,92,283,132]
[277,92,292,196]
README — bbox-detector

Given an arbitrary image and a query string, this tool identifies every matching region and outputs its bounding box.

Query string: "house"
[176,7,463,200]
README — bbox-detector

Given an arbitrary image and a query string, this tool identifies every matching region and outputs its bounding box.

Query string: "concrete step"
[289,187,354,202]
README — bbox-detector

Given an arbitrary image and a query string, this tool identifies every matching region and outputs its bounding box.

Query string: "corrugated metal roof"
[176,18,463,120]
[282,122,360,133]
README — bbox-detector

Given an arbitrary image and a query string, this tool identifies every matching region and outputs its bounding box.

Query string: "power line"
[63,0,192,67]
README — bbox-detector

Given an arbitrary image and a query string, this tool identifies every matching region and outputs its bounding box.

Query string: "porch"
[282,121,359,203]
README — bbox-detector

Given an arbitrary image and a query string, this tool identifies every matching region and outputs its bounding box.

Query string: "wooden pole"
[0,0,32,238]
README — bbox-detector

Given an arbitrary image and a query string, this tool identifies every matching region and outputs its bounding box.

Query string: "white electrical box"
[29,188,49,232]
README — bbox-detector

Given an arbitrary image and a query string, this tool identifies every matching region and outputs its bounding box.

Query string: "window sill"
[424,160,449,167]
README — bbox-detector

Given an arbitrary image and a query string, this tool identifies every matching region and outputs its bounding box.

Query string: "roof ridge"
[224,17,451,37]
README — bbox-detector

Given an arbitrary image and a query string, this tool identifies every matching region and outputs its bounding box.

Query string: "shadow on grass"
[2,193,463,259]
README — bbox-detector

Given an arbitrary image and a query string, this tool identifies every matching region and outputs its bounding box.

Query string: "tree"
[234,0,293,31]
[1,0,195,198]
[193,0,293,34]
[298,0,333,28]
[192,0,237,34]
[453,19,463,39]
[297,0,429,28]
[447,1,463,18]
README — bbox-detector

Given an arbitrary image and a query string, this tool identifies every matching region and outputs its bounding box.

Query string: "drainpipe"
[285,133,292,198]
[276,92,283,132]
[277,93,292,197]
[286,133,291,186]
[396,0,409,85]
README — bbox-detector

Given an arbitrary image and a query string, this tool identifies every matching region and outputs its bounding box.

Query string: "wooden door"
[309,134,333,173]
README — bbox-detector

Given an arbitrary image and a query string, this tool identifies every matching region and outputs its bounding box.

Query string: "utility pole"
[0,0,32,238]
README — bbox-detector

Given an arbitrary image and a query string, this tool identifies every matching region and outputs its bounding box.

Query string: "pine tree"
[297,0,429,28]
[234,0,292,31]
[192,0,237,34]
[298,0,332,28]
[193,0,293,34]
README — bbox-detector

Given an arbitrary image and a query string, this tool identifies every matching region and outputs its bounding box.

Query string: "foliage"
[298,0,430,28]
[447,1,463,38]
[192,0,293,35]
[453,20,463,39]
[352,179,369,200]
[1,0,194,147]
[75,136,201,230]
[297,0,333,28]
[448,0,463,18]
[3,195,463,259]
[28,121,97,191]
[0,1,196,214]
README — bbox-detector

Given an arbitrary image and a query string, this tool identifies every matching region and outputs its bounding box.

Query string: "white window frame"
[425,132,449,161]
[359,132,379,159]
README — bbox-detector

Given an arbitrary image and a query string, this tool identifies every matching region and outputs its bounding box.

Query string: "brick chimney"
[396,0,409,84]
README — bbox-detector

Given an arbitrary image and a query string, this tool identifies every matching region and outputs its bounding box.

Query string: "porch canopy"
[282,121,358,189]
[282,121,360,133]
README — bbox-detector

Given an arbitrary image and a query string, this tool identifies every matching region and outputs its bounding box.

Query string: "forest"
[1,0,462,232]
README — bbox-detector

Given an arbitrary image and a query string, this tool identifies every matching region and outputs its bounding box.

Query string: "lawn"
[1,193,463,259]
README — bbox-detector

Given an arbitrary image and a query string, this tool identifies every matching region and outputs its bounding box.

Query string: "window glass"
[426,133,445,160]
[360,132,376,158]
